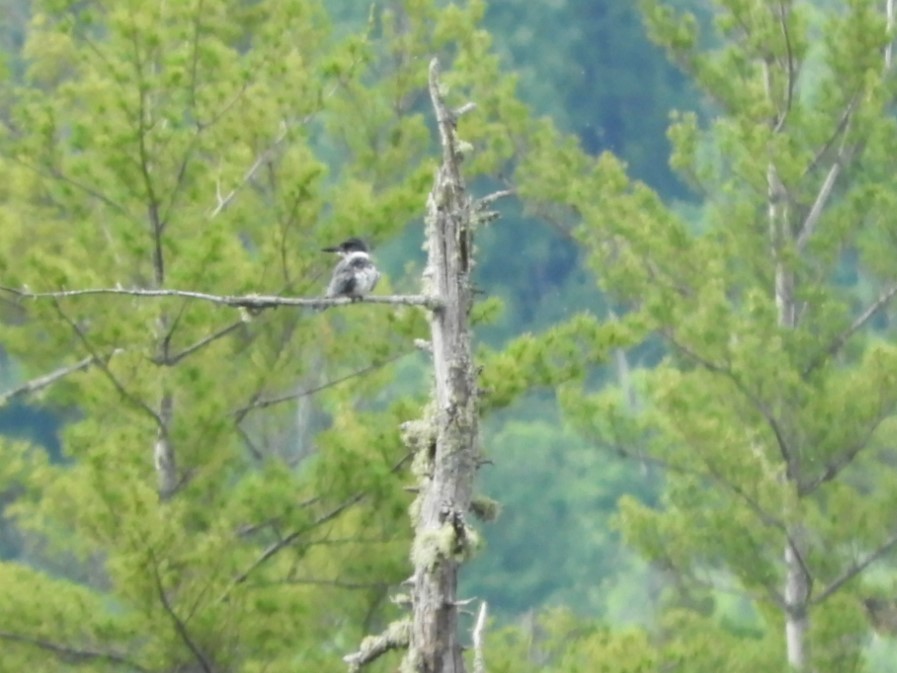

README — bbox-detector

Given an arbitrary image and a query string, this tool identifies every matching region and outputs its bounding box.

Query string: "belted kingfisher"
[321,237,381,306]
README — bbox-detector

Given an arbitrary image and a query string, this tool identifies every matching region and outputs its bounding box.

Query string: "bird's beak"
[321,246,340,253]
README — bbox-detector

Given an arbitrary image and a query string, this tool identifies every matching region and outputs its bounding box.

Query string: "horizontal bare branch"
[476,189,514,210]
[0,285,443,311]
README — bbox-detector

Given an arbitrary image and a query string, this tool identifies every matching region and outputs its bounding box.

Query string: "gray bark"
[154,390,177,498]
[784,538,809,670]
[769,158,808,671]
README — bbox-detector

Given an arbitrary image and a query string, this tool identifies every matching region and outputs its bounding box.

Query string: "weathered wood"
[341,57,493,673]
[406,58,480,673]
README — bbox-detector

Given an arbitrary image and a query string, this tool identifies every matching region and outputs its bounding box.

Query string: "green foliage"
[10,0,897,671]
[508,0,897,669]
[485,600,783,673]
[465,410,653,616]
[479,314,636,413]
[0,0,535,670]
[486,608,656,673]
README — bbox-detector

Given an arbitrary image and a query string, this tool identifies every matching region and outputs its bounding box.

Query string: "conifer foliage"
[515,1,897,670]
[0,2,516,672]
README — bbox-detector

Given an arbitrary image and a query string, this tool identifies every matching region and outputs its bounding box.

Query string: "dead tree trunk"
[407,58,480,673]
[342,57,499,673]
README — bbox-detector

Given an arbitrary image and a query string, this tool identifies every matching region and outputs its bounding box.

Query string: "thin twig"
[702,457,788,534]
[222,493,366,598]
[235,497,321,537]
[245,576,391,591]
[149,551,215,673]
[235,423,265,461]
[804,282,897,375]
[223,451,413,601]
[51,300,163,427]
[796,157,844,251]
[208,123,289,218]
[771,1,795,133]
[0,630,148,672]
[618,435,795,605]
[802,96,857,179]
[9,157,131,218]
[160,128,202,229]
[798,399,895,496]
[0,353,112,406]
[152,321,245,366]
[665,331,795,476]
[811,533,897,605]
[134,64,165,288]
[233,350,412,418]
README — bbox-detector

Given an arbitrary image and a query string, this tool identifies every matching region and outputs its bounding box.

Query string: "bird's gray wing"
[349,256,379,294]
[326,258,357,298]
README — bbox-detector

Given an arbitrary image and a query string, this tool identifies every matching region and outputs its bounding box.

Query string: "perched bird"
[321,237,380,307]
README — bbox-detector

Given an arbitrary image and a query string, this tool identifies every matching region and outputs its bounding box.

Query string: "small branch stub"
[472,601,488,673]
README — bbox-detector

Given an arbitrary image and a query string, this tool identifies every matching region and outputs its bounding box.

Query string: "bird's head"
[322,237,369,256]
